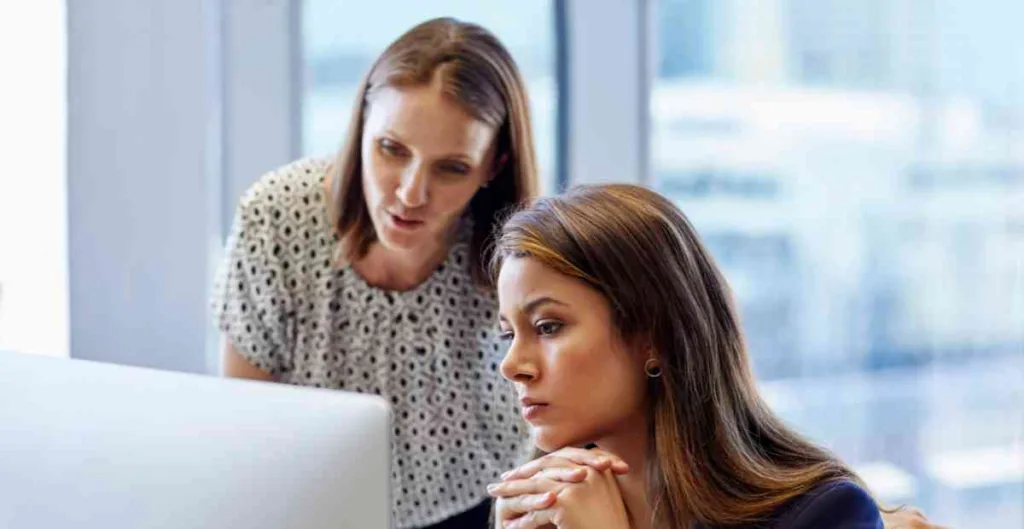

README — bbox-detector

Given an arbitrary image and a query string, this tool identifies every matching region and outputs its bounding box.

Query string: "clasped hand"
[487,447,632,529]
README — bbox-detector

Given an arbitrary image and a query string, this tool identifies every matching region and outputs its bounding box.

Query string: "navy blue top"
[697,480,883,528]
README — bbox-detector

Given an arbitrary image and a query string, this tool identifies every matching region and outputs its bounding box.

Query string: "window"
[0,0,68,357]
[301,1,559,194]
[653,1,1023,526]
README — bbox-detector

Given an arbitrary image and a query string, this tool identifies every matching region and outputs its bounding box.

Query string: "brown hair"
[491,184,868,527]
[328,17,538,286]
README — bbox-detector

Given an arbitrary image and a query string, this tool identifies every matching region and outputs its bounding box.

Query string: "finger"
[501,455,580,481]
[504,507,557,529]
[488,479,556,498]
[562,450,630,475]
[502,455,628,481]
[502,448,629,480]
[535,466,589,483]
[494,492,555,519]
[487,468,584,498]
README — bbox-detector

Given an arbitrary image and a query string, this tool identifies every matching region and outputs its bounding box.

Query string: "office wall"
[68,0,215,373]
[67,0,300,373]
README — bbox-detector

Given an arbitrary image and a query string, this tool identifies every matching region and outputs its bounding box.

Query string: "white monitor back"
[0,351,390,529]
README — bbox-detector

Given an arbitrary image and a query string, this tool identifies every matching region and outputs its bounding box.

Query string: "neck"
[355,222,459,291]
[366,239,448,288]
[595,416,654,529]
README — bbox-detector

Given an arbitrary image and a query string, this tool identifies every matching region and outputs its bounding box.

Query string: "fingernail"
[486,484,499,493]
[500,471,513,480]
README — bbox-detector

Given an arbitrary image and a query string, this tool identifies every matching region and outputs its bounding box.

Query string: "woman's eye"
[498,330,514,342]
[379,139,405,157]
[535,321,563,336]
[438,163,470,175]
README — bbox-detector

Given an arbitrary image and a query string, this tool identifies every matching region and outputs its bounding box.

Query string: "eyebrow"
[498,296,569,322]
[381,129,408,144]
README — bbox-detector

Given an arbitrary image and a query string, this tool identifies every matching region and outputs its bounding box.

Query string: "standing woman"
[213,18,535,528]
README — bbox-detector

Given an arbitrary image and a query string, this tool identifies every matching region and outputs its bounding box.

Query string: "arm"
[784,481,882,529]
[221,340,276,382]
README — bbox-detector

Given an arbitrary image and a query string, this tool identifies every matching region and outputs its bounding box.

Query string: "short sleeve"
[211,188,295,376]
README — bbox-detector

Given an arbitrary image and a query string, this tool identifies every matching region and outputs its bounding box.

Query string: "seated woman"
[486,184,893,529]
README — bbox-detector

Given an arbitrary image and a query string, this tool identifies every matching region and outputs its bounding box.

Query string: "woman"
[487,184,941,529]
[212,17,538,528]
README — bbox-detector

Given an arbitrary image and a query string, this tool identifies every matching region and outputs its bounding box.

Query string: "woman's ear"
[630,332,655,357]
[624,333,656,369]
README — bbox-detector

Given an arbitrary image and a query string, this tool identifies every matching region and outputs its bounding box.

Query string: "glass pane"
[653,1,1023,527]
[0,0,68,357]
[301,1,558,194]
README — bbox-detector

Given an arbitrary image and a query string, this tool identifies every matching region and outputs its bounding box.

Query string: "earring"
[644,357,662,378]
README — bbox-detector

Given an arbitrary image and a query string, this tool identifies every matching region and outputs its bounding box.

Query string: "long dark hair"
[492,184,869,527]
[328,17,538,286]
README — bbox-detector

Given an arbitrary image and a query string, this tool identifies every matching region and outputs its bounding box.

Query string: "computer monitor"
[0,351,390,529]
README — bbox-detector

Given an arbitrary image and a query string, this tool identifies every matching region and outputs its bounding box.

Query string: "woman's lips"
[521,403,548,421]
[520,397,549,421]
[389,212,425,230]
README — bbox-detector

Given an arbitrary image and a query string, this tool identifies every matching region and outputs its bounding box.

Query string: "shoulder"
[236,157,331,222]
[775,480,882,529]
[227,157,336,279]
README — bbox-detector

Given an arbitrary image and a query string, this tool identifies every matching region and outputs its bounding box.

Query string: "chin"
[531,426,592,453]
[373,219,425,251]
[376,230,417,251]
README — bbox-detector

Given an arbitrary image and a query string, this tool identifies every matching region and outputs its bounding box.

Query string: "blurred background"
[0,1,1020,526]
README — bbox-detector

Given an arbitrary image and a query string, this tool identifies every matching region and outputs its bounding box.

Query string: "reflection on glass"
[301,1,557,194]
[653,1,1023,527]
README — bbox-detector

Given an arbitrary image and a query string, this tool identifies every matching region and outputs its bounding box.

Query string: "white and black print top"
[212,158,527,528]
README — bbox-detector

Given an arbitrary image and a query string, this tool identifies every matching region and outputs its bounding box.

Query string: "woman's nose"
[396,164,428,209]
[499,339,539,383]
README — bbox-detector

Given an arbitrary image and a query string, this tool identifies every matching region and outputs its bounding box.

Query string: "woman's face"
[360,76,499,253]
[496,257,650,452]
